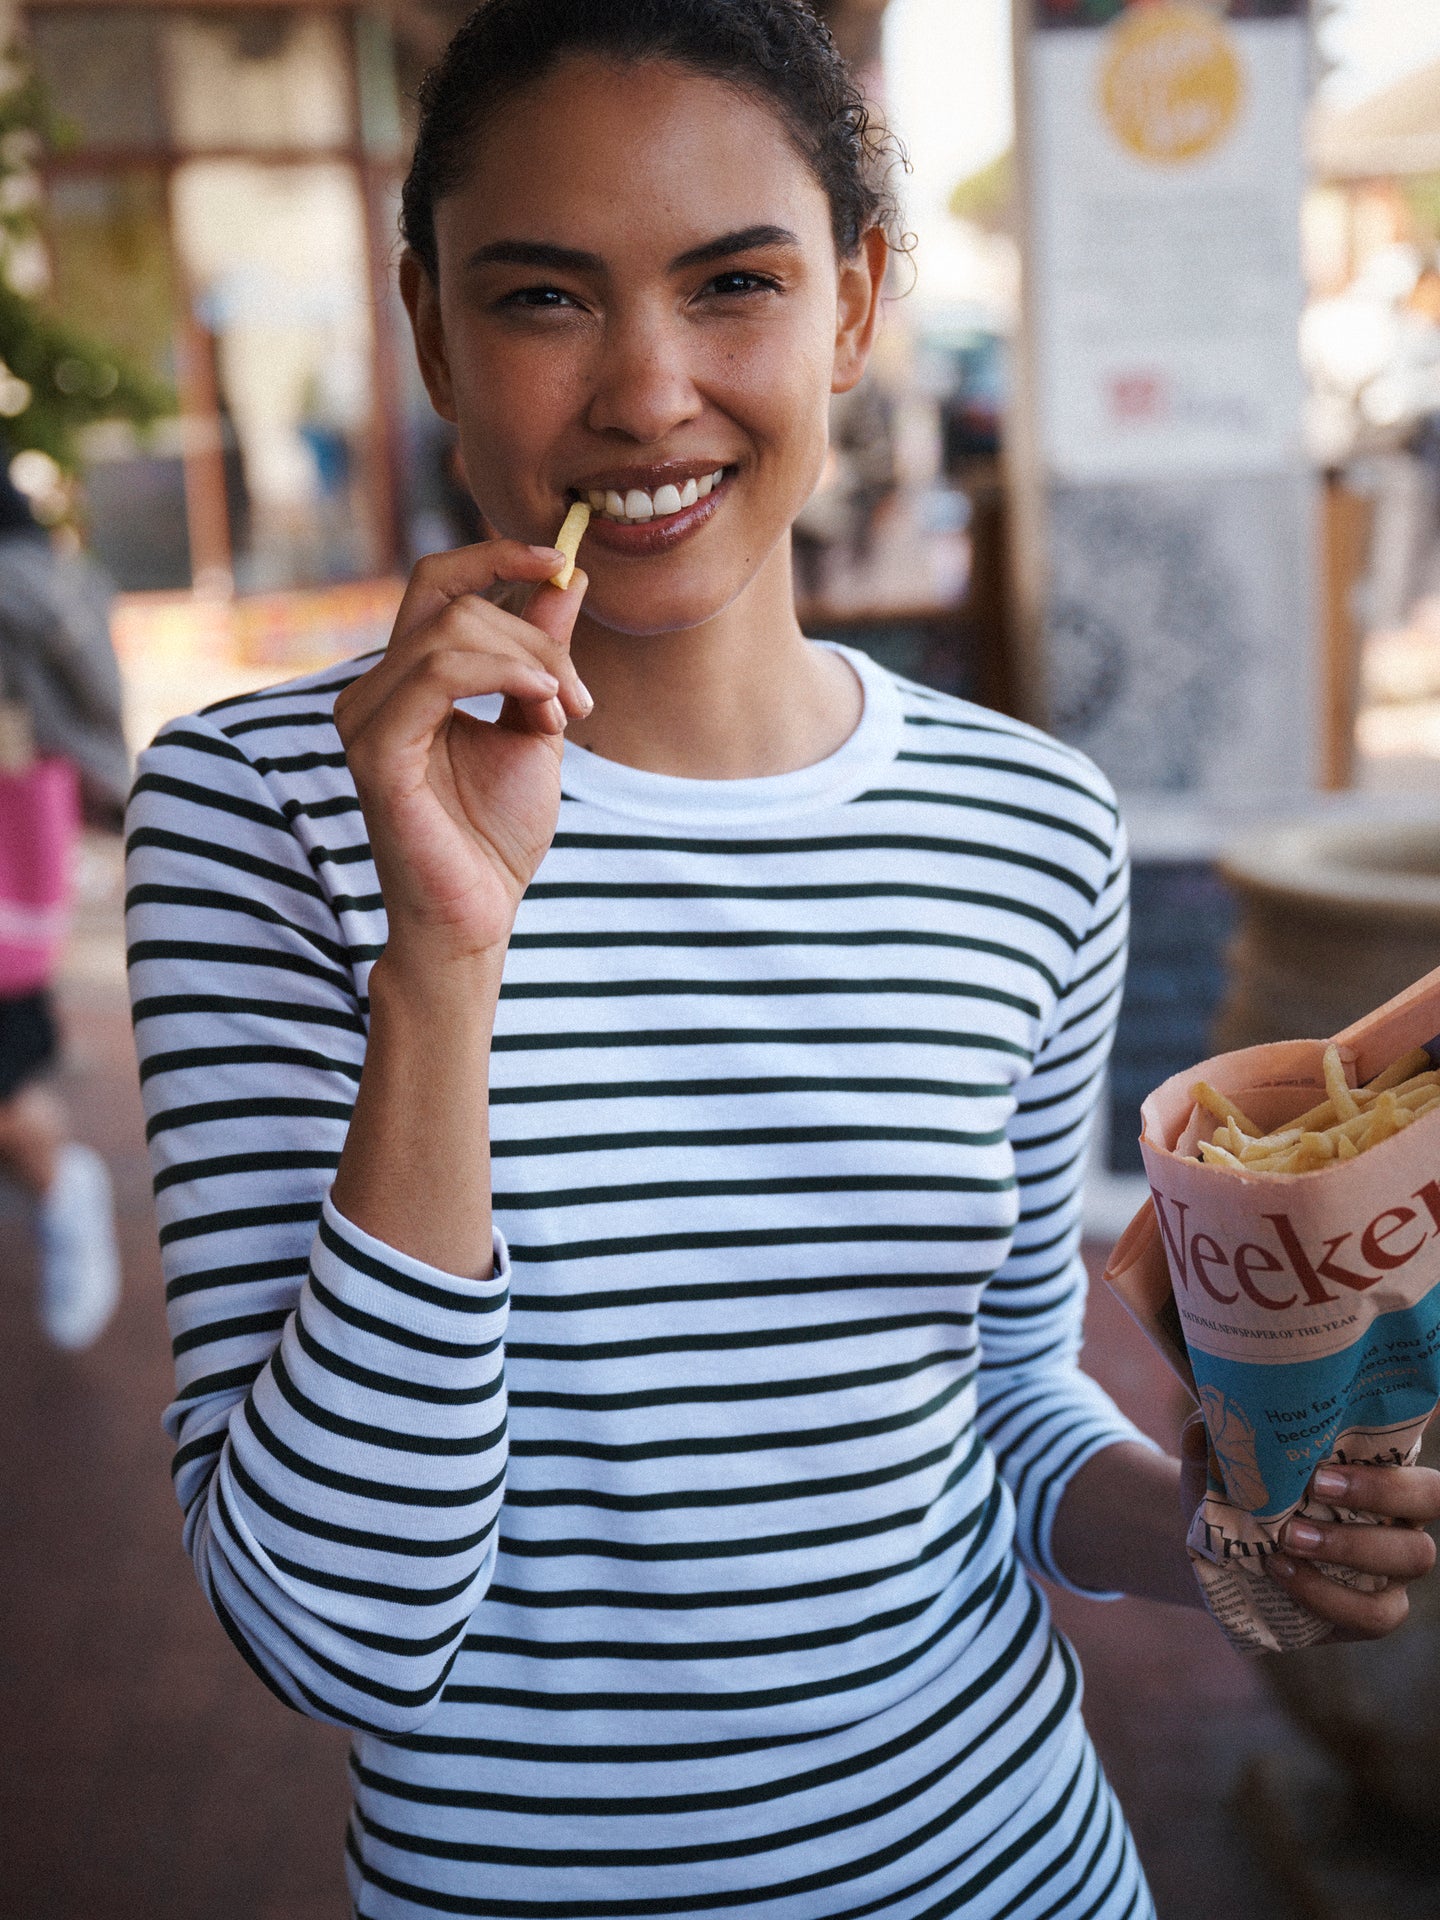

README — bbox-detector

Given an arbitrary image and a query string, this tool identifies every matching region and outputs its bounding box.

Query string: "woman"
[126,3,1440,1915]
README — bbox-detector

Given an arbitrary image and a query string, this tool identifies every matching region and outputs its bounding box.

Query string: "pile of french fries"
[1187,1044,1440,1175]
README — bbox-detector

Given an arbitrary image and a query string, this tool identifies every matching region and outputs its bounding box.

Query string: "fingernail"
[576,679,594,715]
[1268,1555,1296,1578]
[535,546,566,564]
[1312,1468,1348,1500]
[1285,1520,1323,1552]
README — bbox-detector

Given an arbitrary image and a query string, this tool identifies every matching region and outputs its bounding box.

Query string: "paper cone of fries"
[1104,962,1440,1654]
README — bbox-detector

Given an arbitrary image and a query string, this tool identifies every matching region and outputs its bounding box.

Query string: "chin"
[582,575,750,640]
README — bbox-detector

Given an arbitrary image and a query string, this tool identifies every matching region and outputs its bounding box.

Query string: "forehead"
[435,54,832,263]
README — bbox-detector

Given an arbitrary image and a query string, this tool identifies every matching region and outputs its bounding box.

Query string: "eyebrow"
[463,224,802,276]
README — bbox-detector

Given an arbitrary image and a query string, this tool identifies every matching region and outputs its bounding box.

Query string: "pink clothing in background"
[0,756,80,995]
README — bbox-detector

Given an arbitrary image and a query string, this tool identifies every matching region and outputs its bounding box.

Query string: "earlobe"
[831,226,890,397]
[400,249,459,423]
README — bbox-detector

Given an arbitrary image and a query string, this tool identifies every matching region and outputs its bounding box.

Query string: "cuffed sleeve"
[127,706,511,1730]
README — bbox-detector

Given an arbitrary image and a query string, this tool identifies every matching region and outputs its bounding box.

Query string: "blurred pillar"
[1319,468,1372,791]
[1009,1,1318,816]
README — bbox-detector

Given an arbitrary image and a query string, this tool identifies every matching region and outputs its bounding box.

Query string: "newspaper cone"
[1105,963,1440,1654]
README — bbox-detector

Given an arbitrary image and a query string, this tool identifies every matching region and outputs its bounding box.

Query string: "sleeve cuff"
[1033,1421,1163,1602]
[317,1191,510,1336]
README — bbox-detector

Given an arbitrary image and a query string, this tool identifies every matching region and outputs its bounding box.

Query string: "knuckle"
[432,599,481,644]
[417,644,467,684]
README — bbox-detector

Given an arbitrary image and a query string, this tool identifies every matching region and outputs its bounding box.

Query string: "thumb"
[1180,1409,1210,1463]
[1179,1408,1211,1518]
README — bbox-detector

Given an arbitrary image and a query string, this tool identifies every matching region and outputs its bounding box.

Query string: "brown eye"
[703,271,780,297]
[501,285,578,309]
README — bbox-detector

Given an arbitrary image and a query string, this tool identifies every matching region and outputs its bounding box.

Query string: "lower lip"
[573,476,730,558]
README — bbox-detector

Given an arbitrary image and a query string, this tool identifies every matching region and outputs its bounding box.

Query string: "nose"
[584,301,702,444]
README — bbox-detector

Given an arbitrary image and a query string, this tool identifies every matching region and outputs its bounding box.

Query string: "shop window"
[47,172,177,384]
[163,12,355,153]
[46,170,189,588]
[171,158,378,589]
[29,10,168,151]
[27,3,401,593]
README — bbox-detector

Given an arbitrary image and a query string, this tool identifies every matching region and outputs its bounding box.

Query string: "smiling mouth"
[568,468,730,526]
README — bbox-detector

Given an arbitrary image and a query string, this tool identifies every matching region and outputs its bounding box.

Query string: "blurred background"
[4,0,1440,1915]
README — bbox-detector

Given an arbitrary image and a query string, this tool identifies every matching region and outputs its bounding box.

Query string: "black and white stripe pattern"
[126,644,1154,1919]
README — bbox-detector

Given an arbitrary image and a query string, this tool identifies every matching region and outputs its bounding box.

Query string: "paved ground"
[1,871,1301,1920]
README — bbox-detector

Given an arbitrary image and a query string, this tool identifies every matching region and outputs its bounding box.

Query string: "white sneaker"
[37,1143,121,1350]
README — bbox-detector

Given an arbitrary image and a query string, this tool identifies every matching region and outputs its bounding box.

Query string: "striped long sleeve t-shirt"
[126,643,1157,1920]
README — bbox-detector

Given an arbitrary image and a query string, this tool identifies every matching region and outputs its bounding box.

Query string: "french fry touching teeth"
[549,501,591,590]
[1186,1043,1440,1174]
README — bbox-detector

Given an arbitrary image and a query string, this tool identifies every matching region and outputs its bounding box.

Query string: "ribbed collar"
[555,643,903,826]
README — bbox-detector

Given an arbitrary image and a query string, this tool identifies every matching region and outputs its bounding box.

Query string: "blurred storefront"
[18,0,418,695]
[1306,56,1440,779]
[18,0,1015,723]
[29,2,408,593]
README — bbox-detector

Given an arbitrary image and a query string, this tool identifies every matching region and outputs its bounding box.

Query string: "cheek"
[723,329,834,487]
[450,351,571,521]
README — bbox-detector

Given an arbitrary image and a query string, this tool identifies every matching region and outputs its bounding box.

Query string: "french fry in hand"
[549,501,590,590]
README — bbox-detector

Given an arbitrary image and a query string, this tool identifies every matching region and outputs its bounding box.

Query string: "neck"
[564,540,862,779]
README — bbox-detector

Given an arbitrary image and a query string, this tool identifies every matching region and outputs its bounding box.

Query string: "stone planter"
[1215,819,1440,1053]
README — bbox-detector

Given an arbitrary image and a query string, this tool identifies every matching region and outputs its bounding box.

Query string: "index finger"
[391,539,567,651]
[1313,1461,1440,1525]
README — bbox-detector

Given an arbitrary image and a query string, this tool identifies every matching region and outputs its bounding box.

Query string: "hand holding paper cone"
[1105,963,1440,1654]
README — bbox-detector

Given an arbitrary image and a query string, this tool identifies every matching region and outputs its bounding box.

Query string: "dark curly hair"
[400,0,905,281]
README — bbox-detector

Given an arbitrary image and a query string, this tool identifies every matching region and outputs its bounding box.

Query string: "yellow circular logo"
[1100,3,1244,164]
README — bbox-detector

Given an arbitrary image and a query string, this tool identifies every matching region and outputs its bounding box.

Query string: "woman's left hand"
[1265,1459,1440,1640]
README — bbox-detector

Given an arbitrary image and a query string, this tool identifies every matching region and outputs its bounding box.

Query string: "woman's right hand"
[334,539,592,972]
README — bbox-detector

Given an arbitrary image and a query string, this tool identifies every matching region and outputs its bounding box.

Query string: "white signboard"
[1028,6,1308,482]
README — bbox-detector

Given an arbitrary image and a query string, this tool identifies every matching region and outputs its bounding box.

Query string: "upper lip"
[566,459,732,495]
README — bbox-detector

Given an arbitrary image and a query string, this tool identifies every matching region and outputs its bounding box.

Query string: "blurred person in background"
[0,466,124,1349]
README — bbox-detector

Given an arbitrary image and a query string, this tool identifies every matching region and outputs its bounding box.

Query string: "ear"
[831,225,890,397]
[400,249,458,423]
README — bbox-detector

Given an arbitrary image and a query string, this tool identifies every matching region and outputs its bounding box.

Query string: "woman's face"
[404,55,886,637]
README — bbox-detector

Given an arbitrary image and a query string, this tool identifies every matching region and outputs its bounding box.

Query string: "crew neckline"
[556,643,903,826]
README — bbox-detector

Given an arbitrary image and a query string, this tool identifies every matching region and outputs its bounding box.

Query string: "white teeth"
[583,471,727,523]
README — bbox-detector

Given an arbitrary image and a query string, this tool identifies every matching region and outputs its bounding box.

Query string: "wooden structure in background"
[1318,470,1374,791]
[28,0,410,591]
